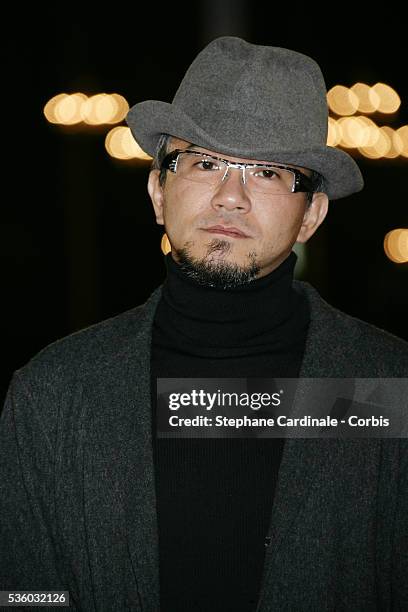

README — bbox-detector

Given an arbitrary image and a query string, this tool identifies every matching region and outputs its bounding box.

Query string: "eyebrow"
[184,146,304,172]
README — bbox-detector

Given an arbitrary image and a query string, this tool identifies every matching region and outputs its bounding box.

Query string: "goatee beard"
[173,238,261,289]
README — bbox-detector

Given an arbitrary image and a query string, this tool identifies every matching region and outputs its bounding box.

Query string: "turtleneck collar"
[153,250,310,356]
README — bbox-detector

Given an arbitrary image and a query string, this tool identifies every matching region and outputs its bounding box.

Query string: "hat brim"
[126,100,364,201]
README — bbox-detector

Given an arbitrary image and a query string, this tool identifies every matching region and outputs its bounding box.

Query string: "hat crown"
[172,36,329,151]
[125,35,364,199]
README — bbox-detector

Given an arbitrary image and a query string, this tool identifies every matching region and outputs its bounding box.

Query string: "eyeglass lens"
[176,152,296,195]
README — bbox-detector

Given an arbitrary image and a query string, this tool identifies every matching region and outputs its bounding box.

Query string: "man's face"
[148,137,329,289]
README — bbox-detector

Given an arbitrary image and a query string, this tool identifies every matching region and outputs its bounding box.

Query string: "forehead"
[169,137,307,173]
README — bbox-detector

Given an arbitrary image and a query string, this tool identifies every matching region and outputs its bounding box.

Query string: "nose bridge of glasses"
[212,163,252,205]
[222,161,249,185]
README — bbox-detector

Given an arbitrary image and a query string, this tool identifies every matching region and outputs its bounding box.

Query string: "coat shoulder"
[295,281,408,376]
[14,286,163,387]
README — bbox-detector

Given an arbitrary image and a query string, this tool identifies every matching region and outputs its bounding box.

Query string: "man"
[1,36,407,611]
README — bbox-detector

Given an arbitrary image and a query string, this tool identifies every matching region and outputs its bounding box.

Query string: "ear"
[147,169,165,225]
[296,192,329,243]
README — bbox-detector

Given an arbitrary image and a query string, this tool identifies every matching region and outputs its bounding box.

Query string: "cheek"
[163,186,209,231]
[257,202,304,243]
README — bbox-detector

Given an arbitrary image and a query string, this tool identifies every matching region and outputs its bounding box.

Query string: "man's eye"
[257,169,278,180]
[196,160,219,171]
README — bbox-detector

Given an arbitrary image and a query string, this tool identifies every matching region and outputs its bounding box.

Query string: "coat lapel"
[255,280,359,609]
[81,288,163,610]
[118,288,163,610]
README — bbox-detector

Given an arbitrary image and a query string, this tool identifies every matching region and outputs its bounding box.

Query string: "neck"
[153,250,309,354]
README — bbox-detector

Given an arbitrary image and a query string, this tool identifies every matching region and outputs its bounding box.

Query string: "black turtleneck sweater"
[151,251,310,611]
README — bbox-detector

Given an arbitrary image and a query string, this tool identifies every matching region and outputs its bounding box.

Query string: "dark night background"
[2,4,407,405]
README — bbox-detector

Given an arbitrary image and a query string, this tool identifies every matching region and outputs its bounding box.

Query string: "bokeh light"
[350,83,380,114]
[105,127,152,160]
[327,85,359,116]
[44,92,129,126]
[384,229,408,263]
[161,233,171,255]
[371,83,401,114]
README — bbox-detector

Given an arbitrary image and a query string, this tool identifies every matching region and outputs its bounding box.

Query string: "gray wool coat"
[1,280,407,611]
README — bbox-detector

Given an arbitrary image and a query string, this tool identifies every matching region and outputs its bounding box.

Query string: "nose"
[210,166,252,213]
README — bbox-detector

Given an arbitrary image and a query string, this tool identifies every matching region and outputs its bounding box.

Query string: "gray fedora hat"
[126,36,364,200]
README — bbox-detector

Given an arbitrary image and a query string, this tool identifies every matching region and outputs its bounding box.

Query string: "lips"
[204,225,249,238]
